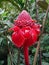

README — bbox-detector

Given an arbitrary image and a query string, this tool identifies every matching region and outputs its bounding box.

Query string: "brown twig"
[33,4,49,65]
[38,48,42,65]
[33,40,40,65]
[41,5,49,34]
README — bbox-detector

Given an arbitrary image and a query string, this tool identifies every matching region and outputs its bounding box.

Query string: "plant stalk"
[24,46,30,65]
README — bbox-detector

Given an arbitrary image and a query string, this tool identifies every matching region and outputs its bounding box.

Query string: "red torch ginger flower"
[10,10,41,65]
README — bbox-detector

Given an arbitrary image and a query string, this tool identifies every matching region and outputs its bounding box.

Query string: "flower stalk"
[24,46,30,65]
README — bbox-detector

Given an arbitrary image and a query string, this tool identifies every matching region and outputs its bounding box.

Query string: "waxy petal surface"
[12,30,25,48]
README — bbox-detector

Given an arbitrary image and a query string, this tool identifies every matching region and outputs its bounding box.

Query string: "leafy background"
[0,0,49,65]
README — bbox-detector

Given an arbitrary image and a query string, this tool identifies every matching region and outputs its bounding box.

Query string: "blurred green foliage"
[0,0,49,65]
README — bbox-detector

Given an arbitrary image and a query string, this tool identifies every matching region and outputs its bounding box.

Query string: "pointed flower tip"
[16,10,32,21]
[14,10,37,23]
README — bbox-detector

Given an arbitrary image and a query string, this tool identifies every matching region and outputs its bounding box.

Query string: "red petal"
[22,26,31,32]
[24,32,31,39]
[12,30,25,48]
[21,26,31,38]
[32,23,41,35]
[30,29,38,43]
[24,29,38,47]
[9,26,20,32]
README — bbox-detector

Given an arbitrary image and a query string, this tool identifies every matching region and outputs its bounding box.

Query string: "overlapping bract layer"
[10,10,41,48]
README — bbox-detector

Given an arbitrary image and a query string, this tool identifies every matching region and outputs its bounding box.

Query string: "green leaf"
[8,55,11,65]
[7,36,12,42]
[0,20,13,27]
[22,0,25,3]
[37,1,48,10]
[46,0,49,4]
[0,61,4,65]
[0,37,3,45]
[31,0,34,3]
[43,53,49,58]
[42,62,49,65]
[1,11,8,17]
[32,48,36,53]
[0,8,4,14]
[41,34,49,44]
